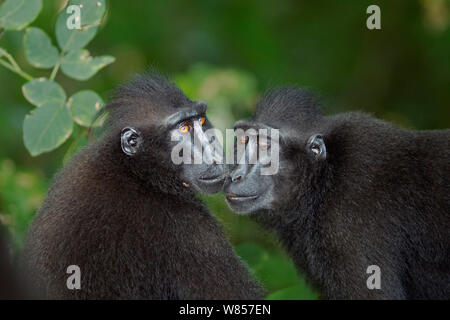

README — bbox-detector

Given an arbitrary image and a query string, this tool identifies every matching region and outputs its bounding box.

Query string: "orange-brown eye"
[199,116,206,125]
[179,124,190,133]
[239,136,249,145]
[258,136,270,150]
[259,140,270,150]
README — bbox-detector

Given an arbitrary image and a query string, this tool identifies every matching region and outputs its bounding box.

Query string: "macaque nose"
[231,175,242,182]
[230,164,246,183]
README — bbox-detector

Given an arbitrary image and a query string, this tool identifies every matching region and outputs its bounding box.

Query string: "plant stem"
[50,52,64,81]
[3,50,21,72]
[0,49,34,81]
[0,59,33,81]
[49,59,61,81]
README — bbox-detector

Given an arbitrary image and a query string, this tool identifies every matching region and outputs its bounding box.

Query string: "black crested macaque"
[24,72,264,299]
[224,87,450,299]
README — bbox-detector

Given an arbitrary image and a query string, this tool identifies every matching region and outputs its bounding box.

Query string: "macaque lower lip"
[225,193,259,202]
[198,174,225,183]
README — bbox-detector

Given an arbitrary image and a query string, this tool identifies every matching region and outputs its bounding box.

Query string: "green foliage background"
[0,0,449,299]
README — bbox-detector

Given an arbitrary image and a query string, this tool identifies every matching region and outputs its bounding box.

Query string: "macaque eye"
[199,116,206,125]
[259,139,270,150]
[179,124,190,133]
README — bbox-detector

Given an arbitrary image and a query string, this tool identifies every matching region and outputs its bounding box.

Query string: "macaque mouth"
[198,173,226,183]
[225,193,259,202]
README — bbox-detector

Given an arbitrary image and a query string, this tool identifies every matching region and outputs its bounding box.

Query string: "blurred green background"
[0,0,449,299]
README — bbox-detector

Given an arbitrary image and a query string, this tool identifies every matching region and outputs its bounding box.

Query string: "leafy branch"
[0,0,115,156]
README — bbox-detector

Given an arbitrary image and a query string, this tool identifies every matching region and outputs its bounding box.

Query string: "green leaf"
[24,27,59,69]
[23,101,73,156]
[61,49,115,81]
[235,242,269,269]
[266,285,318,300]
[0,0,42,30]
[55,14,97,52]
[254,254,299,292]
[68,90,104,127]
[22,78,66,107]
[71,0,106,26]
[0,47,6,58]
[55,0,106,52]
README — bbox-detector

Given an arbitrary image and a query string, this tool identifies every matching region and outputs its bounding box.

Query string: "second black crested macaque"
[224,87,450,299]
[24,72,264,299]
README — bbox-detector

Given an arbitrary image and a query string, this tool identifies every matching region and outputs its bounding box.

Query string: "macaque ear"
[121,127,142,156]
[307,134,326,160]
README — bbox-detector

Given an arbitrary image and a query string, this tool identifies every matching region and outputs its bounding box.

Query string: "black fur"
[23,73,264,299]
[228,87,450,299]
[0,227,25,299]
